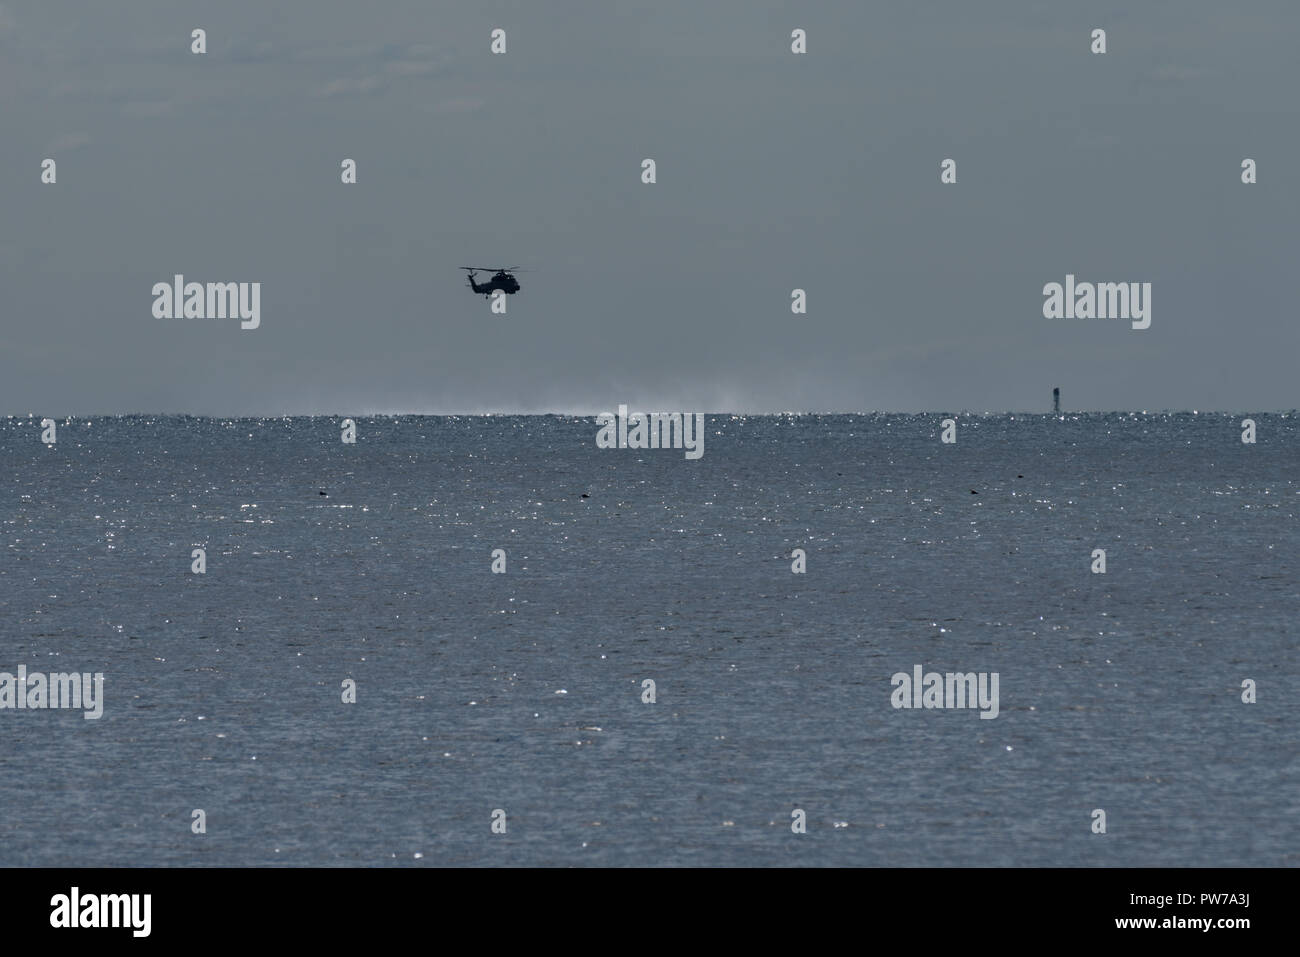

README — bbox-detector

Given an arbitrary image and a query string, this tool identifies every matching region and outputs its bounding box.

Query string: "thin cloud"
[45,132,92,152]
[429,96,485,114]
[319,74,385,97]
[386,60,438,76]
[121,99,175,117]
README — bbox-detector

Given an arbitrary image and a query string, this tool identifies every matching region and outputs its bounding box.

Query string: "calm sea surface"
[1,414,1296,866]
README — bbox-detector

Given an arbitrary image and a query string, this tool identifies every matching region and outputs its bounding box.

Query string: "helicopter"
[459,266,522,297]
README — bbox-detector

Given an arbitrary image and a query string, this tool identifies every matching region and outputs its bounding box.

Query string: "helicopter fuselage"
[467,272,521,296]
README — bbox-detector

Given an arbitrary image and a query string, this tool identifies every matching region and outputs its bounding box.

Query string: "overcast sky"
[2,0,1296,414]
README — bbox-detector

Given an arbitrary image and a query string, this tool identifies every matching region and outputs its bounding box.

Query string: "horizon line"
[5,408,1296,419]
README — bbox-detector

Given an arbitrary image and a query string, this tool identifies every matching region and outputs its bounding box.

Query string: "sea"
[1,413,1296,866]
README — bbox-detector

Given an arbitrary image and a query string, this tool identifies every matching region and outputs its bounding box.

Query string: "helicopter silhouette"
[460,267,522,297]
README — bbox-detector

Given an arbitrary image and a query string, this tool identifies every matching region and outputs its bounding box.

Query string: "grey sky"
[2,0,1296,414]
